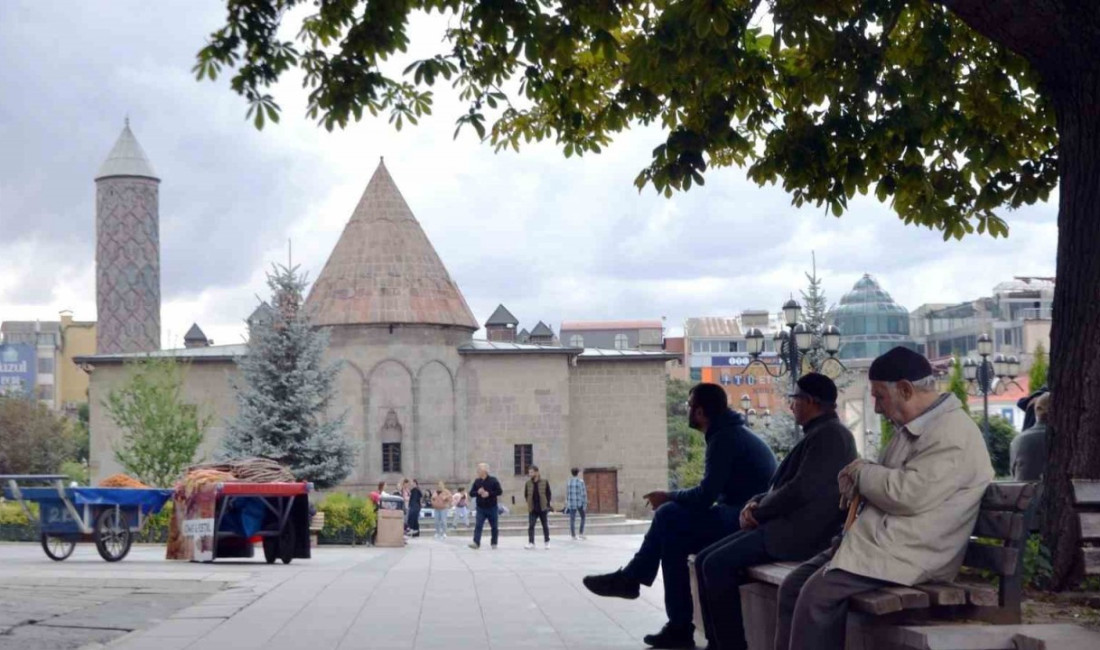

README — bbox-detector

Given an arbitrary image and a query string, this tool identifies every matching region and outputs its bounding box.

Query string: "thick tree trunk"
[1042,66,1100,590]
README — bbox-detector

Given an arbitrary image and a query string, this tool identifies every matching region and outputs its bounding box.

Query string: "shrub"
[0,500,37,526]
[318,493,376,544]
[60,460,89,485]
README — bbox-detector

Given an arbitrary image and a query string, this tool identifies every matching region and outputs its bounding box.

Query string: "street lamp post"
[963,333,1022,439]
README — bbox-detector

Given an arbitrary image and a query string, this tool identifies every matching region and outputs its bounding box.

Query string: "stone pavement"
[0,535,668,650]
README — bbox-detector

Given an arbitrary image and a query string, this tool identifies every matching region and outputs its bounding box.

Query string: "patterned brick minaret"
[95,120,161,354]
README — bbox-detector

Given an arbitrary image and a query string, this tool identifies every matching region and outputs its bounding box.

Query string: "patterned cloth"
[566,477,588,510]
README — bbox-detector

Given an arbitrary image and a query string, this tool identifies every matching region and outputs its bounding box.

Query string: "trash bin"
[375,493,406,547]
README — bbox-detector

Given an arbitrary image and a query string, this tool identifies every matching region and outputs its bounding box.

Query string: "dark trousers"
[473,506,499,547]
[694,529,772,650]
[569,507,586,537]
[407,508,420,533]
[623,501,740,629]
[528,511,550,543]
[775,549,893,650]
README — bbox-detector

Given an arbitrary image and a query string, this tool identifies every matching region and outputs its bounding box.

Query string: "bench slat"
[1079,512,1100,540]
[973,510,1025,541]
[981,482,1037,511]
[912,582,967,606]
[1072,479,1100,506]
[964,542,1020,575]
[963,584,999,607]
[745,562,800,586]
[881,586,930,609]
[1084,548,1100,575]
[850,590,902,615]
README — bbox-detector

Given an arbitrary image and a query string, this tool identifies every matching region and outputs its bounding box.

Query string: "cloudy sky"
[0,1,1057,347]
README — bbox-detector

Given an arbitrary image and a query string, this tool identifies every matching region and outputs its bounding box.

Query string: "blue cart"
[1,474,173,562]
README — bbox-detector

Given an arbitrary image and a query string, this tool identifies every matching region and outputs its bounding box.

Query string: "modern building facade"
[80,162,673,515]
[830,274,917,361]
[683,312,786,416]
[0,313,95,412]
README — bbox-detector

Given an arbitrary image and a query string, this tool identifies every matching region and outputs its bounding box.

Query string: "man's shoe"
[468,543,479,550]
[544,541,550,550]
[642,623,695,649]
[491,544,498,550]
[582,568,640,600]
[525,543,536,550]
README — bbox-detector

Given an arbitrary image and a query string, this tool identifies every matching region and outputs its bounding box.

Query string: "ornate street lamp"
[740,299,847,394]
[963,333,1023,439]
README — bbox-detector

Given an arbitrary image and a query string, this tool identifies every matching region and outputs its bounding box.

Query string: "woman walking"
[432,482,453,539]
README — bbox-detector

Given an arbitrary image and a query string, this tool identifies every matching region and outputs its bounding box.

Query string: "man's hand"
[643,491,670,510]
[739,501,759,530]
[837,459,866,509]
[478,488,489,498]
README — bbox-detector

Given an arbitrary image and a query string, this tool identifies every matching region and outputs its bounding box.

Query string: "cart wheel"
[262,536,278,564]
[93,509,132,562]
[278,520,295,565]
[40,534,76,561]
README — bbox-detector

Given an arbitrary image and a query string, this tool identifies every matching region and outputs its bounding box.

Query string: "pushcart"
[181,481,312,564]
[1,474,173,562]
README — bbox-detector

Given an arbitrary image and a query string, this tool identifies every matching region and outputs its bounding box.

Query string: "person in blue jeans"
[583,383,777,649]
[566,467,588,540]
[468,462,503,550]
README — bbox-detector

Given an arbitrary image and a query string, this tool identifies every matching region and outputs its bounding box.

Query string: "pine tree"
[1029,343,1049,392]
[223,265,354,489]
[800,252,829,372]
[948,356,971,414]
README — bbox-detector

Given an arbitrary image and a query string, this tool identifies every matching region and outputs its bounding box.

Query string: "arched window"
[569,335,584,348]
[614,333,629,350]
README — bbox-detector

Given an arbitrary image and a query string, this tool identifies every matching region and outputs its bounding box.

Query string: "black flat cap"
[869,346,933,382]
[790,372,838,406]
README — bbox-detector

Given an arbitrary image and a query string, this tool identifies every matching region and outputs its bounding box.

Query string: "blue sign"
[0,343,36,398]
[712,354,780,367]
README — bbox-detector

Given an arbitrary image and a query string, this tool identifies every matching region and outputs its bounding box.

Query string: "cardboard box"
[375,509,405,547]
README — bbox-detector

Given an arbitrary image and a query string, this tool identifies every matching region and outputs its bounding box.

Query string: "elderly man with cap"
[693,373,857,650]
[774,347,993,650]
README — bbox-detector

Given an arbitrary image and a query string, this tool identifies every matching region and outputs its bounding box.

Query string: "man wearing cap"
[694,373,857,650]
[774,347,994,650]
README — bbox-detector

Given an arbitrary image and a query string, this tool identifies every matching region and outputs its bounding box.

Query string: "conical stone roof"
[305,161,478,330]
[96,120,158,180]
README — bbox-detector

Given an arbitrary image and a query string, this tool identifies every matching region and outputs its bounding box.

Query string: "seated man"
[1011,392,1050,481]
[775,347,994,650]
[695,373,857,650]
[583,383,777,649]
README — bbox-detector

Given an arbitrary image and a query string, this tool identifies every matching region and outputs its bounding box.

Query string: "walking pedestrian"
[451,487,470,529]
[432,481,452,539]
[525,465,552,550]
[407,479,422,537]
[468,463,503,550]
[566,467,588,540]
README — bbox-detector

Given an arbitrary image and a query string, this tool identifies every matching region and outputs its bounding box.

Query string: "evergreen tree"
[1029,343,1049,392]
[948,356,971,414]
[223,265,354,489]
[800,252,829,372]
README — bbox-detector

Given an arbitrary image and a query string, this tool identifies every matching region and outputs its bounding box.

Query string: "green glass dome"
[830,274,917,360]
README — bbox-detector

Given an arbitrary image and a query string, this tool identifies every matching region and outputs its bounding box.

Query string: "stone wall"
[459,354,572,511]
[568,360,669,517]
[89,361,238,483]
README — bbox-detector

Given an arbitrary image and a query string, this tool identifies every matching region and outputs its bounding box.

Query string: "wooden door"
[585,469,619,514]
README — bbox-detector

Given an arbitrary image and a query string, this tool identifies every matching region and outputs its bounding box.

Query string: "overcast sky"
[0,1,1058,347]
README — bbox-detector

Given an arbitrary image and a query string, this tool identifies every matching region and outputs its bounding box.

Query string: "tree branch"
[932,0,1064,64]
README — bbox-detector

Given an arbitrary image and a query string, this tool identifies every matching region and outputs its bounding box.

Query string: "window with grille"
[382,443,402,473]
[514,444,533,475]
[614,333,629,350]
[569,335,584,347]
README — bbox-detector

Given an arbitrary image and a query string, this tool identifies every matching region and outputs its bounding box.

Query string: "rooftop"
[684,317,742,339]
[75,344,247,365]
[560,320,663,331]
[485,304,519,327]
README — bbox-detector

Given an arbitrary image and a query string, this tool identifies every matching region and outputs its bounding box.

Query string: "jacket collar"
[902,393,957,437]
[802,411,840,436]
[705,409,743,441]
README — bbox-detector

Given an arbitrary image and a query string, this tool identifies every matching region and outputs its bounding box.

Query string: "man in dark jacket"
[407,479,423,537]
[469,463,503,550]
[583,383,776,649]
[693,373,857,650]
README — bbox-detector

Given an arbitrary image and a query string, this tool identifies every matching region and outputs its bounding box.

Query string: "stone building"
[95,120,161,355]
[80,161,672,515]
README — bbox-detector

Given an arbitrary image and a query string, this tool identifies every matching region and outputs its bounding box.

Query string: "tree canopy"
[195,0,1057,239]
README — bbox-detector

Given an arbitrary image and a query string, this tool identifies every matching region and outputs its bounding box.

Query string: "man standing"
[407,479,423,538]
[1011,392,1050,481]
[775,347,994,650]
[583,383,777,649]
[469,463,503,550]
[695,373,857,650]
[525,465,552,550]
[566,467,588,540]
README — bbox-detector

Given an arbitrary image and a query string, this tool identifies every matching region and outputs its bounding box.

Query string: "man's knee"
[778,570,809,610]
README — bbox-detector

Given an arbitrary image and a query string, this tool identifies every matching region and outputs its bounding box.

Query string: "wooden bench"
[690,482,1038,650]
[1072,479,1100,576]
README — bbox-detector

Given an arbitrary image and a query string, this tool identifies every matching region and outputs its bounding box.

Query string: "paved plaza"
[0,535,667,650]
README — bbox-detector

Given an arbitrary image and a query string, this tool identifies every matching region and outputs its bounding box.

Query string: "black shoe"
[642,623,695,649]
[582,568,640,600]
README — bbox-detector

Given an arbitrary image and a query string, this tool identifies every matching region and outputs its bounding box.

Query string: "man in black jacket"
[694,373,857,650]
[468,463,503,550]
[583,383,776,649]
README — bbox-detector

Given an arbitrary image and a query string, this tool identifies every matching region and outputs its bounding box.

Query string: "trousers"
[528,511,550,543]
[694,528,772,650]
[473,506,499,547]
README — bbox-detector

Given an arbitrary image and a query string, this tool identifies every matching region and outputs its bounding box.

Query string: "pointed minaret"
[95,120,161,354]
[305,160,478,330]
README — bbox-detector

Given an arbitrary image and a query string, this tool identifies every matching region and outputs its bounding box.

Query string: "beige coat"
[431,489,452,510]
[830,394,994,586]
